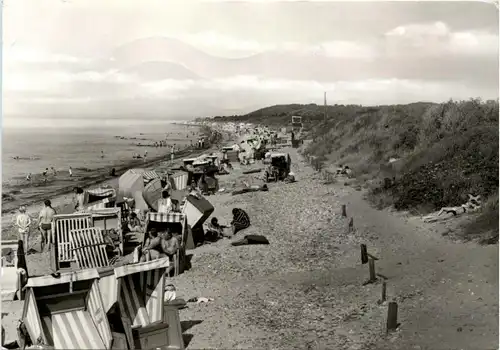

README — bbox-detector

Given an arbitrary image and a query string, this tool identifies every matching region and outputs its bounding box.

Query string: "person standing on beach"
[42,168,48,183]
[15,206,31,250]
[73,187,85,212]
[157,191,173,213]
[101,150,105,158]
[26,173,32,182]
[38,200,56,251]
[144,150,148,163]
[51,167,57,176]
[69,166,73,177]
[170,145,175,164]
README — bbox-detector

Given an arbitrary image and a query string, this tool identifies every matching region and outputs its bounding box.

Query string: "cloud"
[181,31,377,59]
[3,68,135,93]
[384,21,498,57]
[3,45,92,64]
[121,75,499,107]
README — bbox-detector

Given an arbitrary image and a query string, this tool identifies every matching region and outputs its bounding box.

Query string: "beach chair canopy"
[118,169,149,211]
[86,187,116,203]
[119,169,145,197]
[182,194,214,228]
[142,178,163,211]
[171,171,189,191]
[145,212,187,237]
[22,269,112,350]
[100,258,170,329]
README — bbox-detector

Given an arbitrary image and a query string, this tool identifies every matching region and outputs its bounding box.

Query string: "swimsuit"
[40,223,52,231]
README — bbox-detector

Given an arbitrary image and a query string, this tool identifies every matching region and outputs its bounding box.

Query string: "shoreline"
[2,145,199,215]
[1,126,234,239]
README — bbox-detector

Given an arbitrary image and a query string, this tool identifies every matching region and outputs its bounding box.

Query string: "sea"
[2,121,199,188]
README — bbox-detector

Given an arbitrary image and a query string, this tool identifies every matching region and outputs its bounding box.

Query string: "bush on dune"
[207,98,499,241]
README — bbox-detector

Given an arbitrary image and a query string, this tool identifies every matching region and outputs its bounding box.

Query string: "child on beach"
[38,200,56,252]
[15,206,31,250]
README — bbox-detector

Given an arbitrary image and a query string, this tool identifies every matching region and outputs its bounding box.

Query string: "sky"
[2,0,499,127]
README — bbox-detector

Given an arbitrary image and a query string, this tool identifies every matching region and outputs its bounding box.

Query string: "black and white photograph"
[1,0,499,349]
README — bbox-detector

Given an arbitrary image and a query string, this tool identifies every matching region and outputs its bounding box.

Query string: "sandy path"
[171,147,498,350]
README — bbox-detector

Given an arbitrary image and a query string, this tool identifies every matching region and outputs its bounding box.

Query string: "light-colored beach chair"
[98,258,178,349]
[52,213,92,269]
[69,227,109,269]
[21,269,113,349]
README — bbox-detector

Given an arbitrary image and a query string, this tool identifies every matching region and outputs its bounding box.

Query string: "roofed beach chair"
[20,269,113,349]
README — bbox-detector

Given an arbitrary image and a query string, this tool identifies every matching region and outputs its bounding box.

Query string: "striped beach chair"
[69,227,109,269]
[144,212,189,276]
[52,213,92,269]
[21,269,113,349]
[171,172,189,191]
[112,259,170,349]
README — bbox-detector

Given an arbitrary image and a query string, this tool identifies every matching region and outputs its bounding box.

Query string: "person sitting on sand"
[140,228,163,262]
[230,208,250,235]
[73,187,85,212]
[15,206,31,250]
[38,200,56,252]
[205,217,230,241]
[158,190,173,213]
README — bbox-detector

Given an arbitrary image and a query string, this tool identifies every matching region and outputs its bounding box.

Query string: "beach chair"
[20,269,113,349]
[90,208,124,255]
[98,258,182,349]
[52,212,92,270]
[144,212,189,276]
[69,227,110,269]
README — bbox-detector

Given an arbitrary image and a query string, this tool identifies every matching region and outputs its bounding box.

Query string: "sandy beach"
[1,131,497,349]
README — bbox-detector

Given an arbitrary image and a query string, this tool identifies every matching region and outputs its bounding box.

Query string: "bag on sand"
[231,235,270,246]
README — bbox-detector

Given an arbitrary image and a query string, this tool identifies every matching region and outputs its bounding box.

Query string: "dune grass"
[207,99,499,242]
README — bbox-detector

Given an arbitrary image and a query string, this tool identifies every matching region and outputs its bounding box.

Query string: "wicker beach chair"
[69,227,110,269]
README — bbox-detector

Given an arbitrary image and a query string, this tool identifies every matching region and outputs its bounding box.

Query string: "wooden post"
[386,301,398,332]
[361,244,368,264]
[369,258,376,282]
[341,204,347,217]
[381,281,387,302]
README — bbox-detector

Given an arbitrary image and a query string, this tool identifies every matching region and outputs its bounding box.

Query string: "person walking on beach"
[69,166,73,177]
[42,168,48,183]
[38,200,56,252]
[15,206,31,250]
